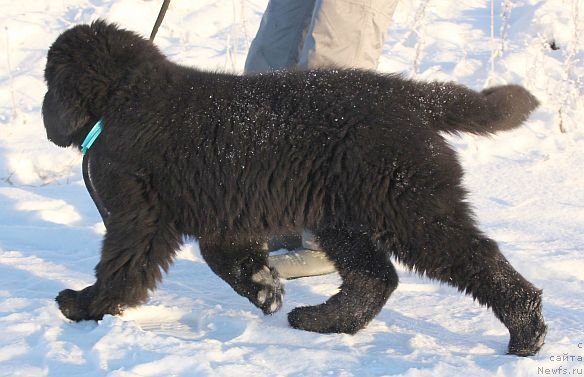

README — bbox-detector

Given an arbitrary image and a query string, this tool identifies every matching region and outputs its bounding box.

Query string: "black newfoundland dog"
[43,21,546,356]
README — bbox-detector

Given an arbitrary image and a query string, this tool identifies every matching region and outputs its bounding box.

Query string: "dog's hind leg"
[397,216,546,356]
[199,237,284,314]
[288,226,398,334]
[56,173,182,322]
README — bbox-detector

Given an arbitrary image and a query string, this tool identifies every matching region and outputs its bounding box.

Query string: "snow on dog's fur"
[43,21,545,356]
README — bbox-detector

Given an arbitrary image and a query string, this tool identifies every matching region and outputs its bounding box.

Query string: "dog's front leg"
[56,172,182,322]
[199,237,284,314]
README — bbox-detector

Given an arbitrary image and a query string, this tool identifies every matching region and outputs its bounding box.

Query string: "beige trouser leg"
[299,0,399,70]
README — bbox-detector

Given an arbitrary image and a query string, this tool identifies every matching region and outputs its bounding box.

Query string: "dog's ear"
[42,89,90,147]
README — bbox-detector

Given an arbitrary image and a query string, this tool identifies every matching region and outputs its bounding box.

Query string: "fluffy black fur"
[44,21,546,356]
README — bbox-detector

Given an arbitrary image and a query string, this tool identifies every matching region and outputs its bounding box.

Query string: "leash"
[150,0,171,41]
[83,153,111,224]
[80,120,110,224]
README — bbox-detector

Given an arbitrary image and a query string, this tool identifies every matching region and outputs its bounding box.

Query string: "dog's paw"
[56,289,94,322]
[288,305,354,334]
[507,314,547,356]
[288,305,325,332]
[248,266,284,315]
[56,285,119,322]
[288,303,363,334]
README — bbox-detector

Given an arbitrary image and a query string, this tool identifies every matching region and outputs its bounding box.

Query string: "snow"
[1,0,583,376]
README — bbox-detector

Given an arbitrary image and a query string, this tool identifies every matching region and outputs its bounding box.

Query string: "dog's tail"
[416,83,539,135]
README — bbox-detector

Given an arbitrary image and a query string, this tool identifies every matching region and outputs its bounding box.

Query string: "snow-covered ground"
[1,0,583,376]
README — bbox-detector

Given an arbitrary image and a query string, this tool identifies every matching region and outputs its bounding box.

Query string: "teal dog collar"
[81,119,104,155]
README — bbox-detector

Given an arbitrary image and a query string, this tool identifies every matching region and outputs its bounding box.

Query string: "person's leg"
[285,0,400,275]
[246,0,324,278]
[253,0,400,279]
[298,0,399,70]
[244,0,317,74]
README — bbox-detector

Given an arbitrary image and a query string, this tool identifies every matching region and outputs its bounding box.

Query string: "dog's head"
[42,20,163,148]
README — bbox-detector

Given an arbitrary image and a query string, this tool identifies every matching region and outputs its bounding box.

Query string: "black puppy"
[43,21,546,356]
